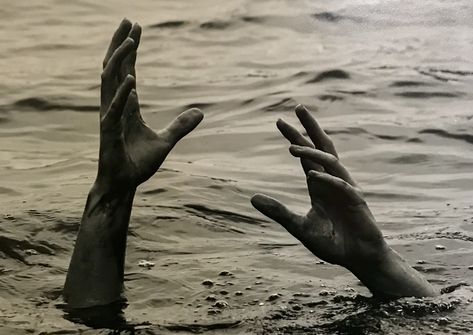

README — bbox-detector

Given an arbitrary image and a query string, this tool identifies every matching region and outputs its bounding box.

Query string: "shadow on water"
[60,300,148,331]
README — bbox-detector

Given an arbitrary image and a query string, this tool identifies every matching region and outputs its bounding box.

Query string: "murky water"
[1,0,473,333]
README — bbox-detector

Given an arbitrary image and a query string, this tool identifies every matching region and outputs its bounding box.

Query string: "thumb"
[251,194,304,237]
[162,108,204,146]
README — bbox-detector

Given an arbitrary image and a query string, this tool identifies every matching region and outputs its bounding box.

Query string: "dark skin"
[64,19,436,310]
[63,19,203,308]
[251,105,438,299]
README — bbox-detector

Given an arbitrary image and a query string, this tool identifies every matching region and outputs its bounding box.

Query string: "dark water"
[1,0,473,333]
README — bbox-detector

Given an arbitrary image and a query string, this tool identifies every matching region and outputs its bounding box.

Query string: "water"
[1,0,473,333]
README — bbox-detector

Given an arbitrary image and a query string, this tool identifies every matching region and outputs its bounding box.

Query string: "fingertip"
[307,170,321,179]
[250,193,275,213]
[182,108,204,127]
[250,193,267,205]
[186,107,204,118]
[295,104,307,114]
[125,74,136,84]
[289,144,303,155]
[130,23,142,46]
[132,22,142,32]
[121,17,132,27]
[276,118,286,129]
[295,104,310,120]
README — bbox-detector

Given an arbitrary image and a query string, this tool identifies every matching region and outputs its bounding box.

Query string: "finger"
[307,171,364,205]
[120,23,142,80]
[290,145,356,185]
[122,89,141,122]
[103,18,133,68]
[101,37,135,81]
[276,118,322,173]
[276,118,314,148]
[161,108,204,146]
[295,104,338,157]
[102,75,136,126]
[128,23,142,50]
[251,193,304,236]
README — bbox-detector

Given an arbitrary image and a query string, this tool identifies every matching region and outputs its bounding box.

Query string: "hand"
[251,105,388,271]
[97,19,203,191]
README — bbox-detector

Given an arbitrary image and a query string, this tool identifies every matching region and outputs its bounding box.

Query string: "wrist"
[91,178,136,199]
[82,181,136,224]
[349,246,438,299]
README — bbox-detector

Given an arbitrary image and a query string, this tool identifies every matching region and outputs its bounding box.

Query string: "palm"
[252,105,385,268]
[122,115,171,185]
[96,19,203,191]
[303,200,383,266]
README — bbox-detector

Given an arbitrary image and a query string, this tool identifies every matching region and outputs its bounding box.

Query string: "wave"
[12,97,97,112]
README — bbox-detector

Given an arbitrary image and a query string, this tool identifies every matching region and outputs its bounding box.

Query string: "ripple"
[184,204,267,226]
[395,91,460,99]
[149,20,189,29]
[311,11,345,23]
[306,69,350,84]
[12,97,97,112]
[318,94,344,102]
[263,97,298,112]
[240,16,265,24]
[164,320,241,332]
[420,129,473,145]
[200,20,233,30]
[390,81,431,87]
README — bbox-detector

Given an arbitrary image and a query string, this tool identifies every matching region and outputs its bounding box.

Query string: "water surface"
[1,0,473,333]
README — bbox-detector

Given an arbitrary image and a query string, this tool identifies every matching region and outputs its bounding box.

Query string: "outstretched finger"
[290,145,356,185]
[161,108,204,146]
[122,89,141,123]
[103,18,133,68]
[276,118,314,148]
[251,193,305,237]
[120,23,142,80]
[295,105,338,157]
[307,171,364,205]
[102,37,135,81]
[102,75,136,127]
[276,118,322,173]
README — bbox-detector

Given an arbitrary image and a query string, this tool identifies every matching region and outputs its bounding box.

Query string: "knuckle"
[339,179,351,191]
[326,154,338,165]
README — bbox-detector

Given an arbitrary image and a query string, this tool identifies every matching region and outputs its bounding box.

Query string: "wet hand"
[251,105,388,271]
[97,19,203,191]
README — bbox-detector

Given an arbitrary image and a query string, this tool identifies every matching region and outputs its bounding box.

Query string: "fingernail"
[307,170,320,178]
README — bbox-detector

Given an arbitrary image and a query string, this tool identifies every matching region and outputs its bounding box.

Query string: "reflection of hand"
[252,105,437,298]
[97,19,203,192]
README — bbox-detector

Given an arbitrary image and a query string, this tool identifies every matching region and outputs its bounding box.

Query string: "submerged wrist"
[350,246,438,299]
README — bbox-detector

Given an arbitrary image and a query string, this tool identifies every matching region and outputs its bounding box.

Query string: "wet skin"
[64,19,436,310]
[251,105,438,299]
[63,19,203,308]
